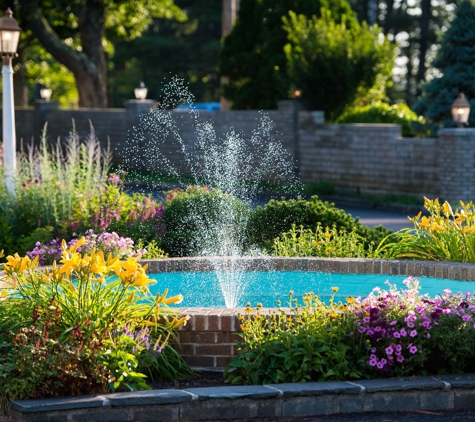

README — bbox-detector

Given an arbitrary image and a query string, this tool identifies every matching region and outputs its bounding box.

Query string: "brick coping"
[140,257,475,282]
[9,374,475,420]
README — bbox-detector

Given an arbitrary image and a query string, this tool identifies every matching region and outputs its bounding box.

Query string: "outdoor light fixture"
[40,87,52,102]
[291,85,302,100]
[134,81,148,100]
[451,93,471,128]
[0,8,21,197]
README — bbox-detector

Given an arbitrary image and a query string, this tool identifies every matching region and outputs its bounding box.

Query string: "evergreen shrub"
[247,196,391,250]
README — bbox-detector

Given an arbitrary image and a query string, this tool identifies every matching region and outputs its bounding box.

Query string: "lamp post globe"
[451,93,471,128]
[0,8,21,197]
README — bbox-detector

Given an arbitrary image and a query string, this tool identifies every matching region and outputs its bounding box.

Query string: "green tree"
[109,0,221,107]
[284,10,396,120]
[219,0,356,110]
[415,0,475,127]
[8,0,185,108]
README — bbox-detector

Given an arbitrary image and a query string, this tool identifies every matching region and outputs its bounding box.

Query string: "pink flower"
[385,346,394,355]
[409,345,418,354]
[393,332,401,339]
[400,328,407,337]
[409,330,417,337]
[397,355,405,362]
[462,314,471,322]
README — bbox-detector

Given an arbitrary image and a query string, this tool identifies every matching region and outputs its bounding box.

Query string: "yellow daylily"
[443,201,453,217]
[59,252,83,277]
[419,216,431,229]
[5,253,31,273]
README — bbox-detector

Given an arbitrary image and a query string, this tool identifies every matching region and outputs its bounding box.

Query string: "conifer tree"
[416,0,475,126]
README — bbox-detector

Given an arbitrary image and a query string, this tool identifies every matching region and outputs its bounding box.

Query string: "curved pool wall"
[138,257,475,370]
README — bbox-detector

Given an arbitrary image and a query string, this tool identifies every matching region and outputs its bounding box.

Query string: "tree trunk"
[20,0,108,108]
[417,0,431,95]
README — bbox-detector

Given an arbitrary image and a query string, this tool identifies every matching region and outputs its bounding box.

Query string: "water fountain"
[123,77,299,307]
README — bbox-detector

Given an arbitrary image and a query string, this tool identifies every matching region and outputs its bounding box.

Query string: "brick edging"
[9,374,475,421]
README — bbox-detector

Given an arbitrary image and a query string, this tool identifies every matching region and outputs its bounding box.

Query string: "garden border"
[138,257,475,369]
[10,374,475,421]
[6,258,475,421]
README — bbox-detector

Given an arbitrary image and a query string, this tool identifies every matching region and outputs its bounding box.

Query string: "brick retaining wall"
[6,102,475,202]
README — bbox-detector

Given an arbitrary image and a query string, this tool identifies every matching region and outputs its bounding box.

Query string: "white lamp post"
[134,81,148,101]
[39,87,52,101]
[451,93,471,128]
[0,8,21,197]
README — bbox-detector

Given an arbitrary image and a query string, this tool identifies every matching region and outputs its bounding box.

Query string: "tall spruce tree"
[415,0,475,126]
[219,0,356,110]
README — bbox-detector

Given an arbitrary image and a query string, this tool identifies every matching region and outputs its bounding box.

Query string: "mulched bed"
[149,370,230,390]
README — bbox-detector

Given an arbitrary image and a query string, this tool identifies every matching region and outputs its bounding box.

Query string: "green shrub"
[336,102,424,137]
[247,196,391,250]
[161,186,252,257]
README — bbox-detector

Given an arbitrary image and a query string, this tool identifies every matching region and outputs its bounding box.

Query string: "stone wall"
[4,101,475,202]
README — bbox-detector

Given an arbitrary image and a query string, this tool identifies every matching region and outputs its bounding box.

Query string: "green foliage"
[303,180,335,196]
[109,0,222,106]
[272,225,378,258]
[224,292,365,385]
[0,247,190,408]
[284,11,396,120]
[415,0,475,127]
[161,186,252,257]
[336,102,425,137]
[219,0,356,109]
[380,197,475,262]
[247,196,391,250]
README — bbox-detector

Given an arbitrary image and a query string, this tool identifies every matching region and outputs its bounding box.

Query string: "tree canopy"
[7,0,186,107]
[284,10,396,120]
[219,0,357,110]
[415,0,475,127]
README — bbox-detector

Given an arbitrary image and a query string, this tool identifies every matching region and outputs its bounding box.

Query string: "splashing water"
[123,77,299,307]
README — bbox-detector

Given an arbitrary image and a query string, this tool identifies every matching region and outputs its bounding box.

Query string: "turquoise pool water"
[148,271,475,308]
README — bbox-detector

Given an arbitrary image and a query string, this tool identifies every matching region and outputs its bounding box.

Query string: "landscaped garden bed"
[4,130,475,420]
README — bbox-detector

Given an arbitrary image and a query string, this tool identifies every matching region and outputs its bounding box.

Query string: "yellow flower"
[1,291,8,297]
[324,232,331,238]
[5,253,31,273]
[443,201,453,217]
[419,216,431,229]
[346,296,356,304]
[331,286,339,293]
[90,251,108,275]
[330,313,338,318]
[430,223,445,232]
[59,252,83,277]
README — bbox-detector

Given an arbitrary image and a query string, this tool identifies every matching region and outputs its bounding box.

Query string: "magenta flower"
[409,330,417,337]
[409,345,417,354]
[397,355,405,362]
[462,314,471,322]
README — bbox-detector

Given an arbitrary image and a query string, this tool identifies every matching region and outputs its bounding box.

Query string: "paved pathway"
[336,205,414,231]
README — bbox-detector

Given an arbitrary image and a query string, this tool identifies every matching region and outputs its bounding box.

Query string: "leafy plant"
[336,102,425,137]
[0,240,190,409]
[380,197,475,262]
[272,224,378,258]
[224,291,365,385]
